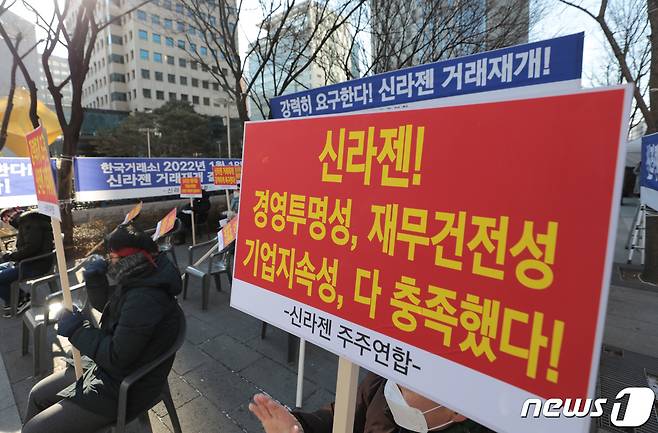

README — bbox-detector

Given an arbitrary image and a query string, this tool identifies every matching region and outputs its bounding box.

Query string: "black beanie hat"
[106,225,158,254]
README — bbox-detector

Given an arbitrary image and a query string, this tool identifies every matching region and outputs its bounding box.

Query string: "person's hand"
[83,255,107,278]
[249,394,303,433]
[57,306,86,337]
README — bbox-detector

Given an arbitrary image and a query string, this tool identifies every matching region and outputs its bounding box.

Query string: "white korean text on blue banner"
[74,157,241,201]
[270,33,584,119]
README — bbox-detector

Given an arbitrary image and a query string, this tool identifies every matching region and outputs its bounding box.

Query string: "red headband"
[111,247,156,267]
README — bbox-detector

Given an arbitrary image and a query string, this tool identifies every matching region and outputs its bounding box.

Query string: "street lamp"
[214,98,232,158]
[138,127,156,158]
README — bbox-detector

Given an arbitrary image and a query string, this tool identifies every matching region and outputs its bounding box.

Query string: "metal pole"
[295,339,306,408]
[147,128,151,158]
[190,197,196,246]
[226,105,231,158]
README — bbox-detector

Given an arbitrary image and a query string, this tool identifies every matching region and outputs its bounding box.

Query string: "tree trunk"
[649,0,658,133]
[57,134,76,247]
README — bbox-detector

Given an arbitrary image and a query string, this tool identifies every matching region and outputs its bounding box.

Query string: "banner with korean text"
[0,158,58,208]
[25,127,60,220]
[231,86,632,433]
[74,157,241,201]
[270,33,583,119]
[640,133,658,210]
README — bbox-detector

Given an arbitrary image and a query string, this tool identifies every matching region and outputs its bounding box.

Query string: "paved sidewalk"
[0,342,21,433]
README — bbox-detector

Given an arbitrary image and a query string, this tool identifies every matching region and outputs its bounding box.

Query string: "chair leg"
[261,322,267,339]
[36,324,51,376]
[32,325,42,377]
[201,275,209,310]
[21,321,29,355]
[10,282,19,317]
[182,274,189,300]
[162,384,182,433]
[137,411,153,433]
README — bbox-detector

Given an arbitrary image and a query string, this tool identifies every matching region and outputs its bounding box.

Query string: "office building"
[69,0,238,117]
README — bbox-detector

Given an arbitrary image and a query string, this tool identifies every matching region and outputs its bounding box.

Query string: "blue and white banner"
[641,133,658,210]
[74,157,242,202]
[0,158,57,208]
[270,33,584,119]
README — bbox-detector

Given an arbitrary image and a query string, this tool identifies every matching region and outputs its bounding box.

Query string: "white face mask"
[384,380,454,433]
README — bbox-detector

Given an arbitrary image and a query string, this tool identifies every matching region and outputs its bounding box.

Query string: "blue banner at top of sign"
[641,133,658,192]
[270,33,584,119]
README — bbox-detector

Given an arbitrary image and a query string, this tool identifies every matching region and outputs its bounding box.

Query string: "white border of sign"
[231,84,633,433]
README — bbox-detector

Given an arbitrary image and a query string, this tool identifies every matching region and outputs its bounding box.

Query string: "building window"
[190,60,198,70]
[175,3,183,13]
[168,74,176,83]
[179,58,187,68]
[143,88,152,98]
[163,0,172,9]
[111,92,127,101]
[166,55,175,65]
[192,95,199,104]
[177,21,185,32]
[181,93,188,102]
[154,52,162,63]
[177,40,185,49]
[212,82,219,91]
[169,92,176,101]
[202,80,209,89]
[200,46,207,56]
[156,90,165,100]
[152,33,161,44]
[140,49,149,60]
[110,34,122,45]
[155,71,163,81]
[109,53,124,63]
[137,10,146,21]
[210,16,216,26]
[165,37,174,47]
[141,69,150,79]
[164,18,172,29]
[189,43,197,53]
[133,89,137,98]
[203,97,210,106]
[151,14,160,25]
[188,25,196,36]
[191,78,199,87]
[138,29,148,40]
[180,76,187,85]
[110,73,125,82]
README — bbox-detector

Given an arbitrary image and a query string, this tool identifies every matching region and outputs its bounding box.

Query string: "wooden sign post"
[26,124,83,379]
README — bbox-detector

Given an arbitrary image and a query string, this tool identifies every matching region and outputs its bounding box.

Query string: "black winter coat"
[5,210,54,275]
[58,253,183,420]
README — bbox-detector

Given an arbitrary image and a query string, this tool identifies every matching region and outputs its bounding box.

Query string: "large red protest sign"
[230,86,632,433]
[25,126,60,220]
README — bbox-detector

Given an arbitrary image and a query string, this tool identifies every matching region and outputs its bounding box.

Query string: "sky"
[8,0,607,87]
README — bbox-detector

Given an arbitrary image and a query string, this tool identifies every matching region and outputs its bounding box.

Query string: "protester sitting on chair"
[22,225,183,433]
[0,207,54,318]
[249,373,493,433]
[175,189,211,244]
